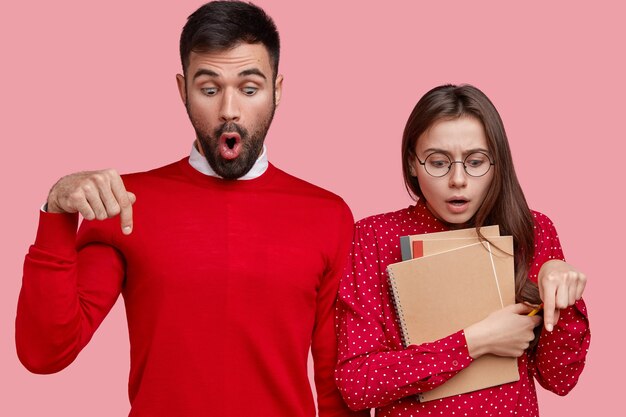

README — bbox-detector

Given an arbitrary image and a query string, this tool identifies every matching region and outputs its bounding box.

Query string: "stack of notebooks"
[387,225,519,402]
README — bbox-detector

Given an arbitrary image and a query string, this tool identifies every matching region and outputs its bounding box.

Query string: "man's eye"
[242,87,257,96]
[201,87,218,96]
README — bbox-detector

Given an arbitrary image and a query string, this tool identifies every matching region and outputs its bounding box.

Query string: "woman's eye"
[467,159,484,167]
[429,160,448,168]
[466,153,489,167]
[426,155,449,168]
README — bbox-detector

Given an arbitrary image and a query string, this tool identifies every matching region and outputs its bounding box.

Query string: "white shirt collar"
[188,142,268,180]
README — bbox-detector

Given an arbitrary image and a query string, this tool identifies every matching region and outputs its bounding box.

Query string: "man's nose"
[219,88,241,122]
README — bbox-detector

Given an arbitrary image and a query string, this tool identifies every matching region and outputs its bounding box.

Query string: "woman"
[335,84,590,416]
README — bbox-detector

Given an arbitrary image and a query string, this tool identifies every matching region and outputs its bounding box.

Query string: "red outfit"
[16,158,368,417]
[335,200,590,416]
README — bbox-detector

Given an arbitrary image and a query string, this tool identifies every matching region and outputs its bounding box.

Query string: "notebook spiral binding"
[387,266,411,348]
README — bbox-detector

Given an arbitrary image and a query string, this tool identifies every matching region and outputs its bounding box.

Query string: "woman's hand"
[464,303,542,359]
[538,260,587,332]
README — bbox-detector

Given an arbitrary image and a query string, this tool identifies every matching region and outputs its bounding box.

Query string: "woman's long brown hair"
[401,84,540,304]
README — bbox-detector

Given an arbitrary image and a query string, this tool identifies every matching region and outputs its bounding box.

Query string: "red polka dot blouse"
[335,200,590,416]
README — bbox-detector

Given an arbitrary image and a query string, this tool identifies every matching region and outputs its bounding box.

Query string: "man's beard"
[191,107,275,180]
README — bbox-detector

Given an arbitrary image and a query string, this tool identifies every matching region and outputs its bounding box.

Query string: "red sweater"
[335,200,590,416]
[16,158,368,417]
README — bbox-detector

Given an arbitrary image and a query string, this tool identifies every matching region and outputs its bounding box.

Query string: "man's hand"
[538,260,587,332]
[47,169,136,235]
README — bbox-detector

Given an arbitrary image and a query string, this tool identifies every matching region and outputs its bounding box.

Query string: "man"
[16,2,367,416]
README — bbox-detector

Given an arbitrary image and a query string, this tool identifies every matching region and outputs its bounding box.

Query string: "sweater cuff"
[34,210,79,256]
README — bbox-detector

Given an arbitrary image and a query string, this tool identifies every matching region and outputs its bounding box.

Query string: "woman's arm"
[526,213,591,395]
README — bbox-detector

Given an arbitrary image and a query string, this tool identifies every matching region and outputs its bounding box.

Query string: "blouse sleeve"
[334,221,473,411]
[527,212,591,395]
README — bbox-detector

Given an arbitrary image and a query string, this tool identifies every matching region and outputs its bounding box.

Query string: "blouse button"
[452,360,459,366]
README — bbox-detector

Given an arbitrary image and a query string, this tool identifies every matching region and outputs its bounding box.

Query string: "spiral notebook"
[387,234,519,402]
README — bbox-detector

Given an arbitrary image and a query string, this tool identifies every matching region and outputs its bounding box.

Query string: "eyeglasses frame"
[415,151,495,178]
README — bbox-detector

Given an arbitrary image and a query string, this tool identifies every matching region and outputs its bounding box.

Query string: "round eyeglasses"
[416,151,495,177]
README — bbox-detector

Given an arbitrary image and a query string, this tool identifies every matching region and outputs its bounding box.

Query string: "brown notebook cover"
[387,237,519,402]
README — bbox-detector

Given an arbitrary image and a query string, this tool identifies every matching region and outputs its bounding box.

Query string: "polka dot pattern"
[335,200,590,416]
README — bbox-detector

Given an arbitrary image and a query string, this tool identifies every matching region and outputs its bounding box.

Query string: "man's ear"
[176,74,187,104]
[274,74,283,107]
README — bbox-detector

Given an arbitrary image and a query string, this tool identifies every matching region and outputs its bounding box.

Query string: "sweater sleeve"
[527,213,590,395]
[15,211,125,374]
[335,221,473,411]
[311,202,370,417]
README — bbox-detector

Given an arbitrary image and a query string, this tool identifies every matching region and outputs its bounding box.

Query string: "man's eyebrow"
[193,69,220,80]
[239,68,267,80]
[192,68,268,81]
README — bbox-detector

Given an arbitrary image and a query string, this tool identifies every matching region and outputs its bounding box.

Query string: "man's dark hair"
[180,1,280,79]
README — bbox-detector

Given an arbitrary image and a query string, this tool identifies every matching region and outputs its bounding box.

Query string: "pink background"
[1,1,623,415]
